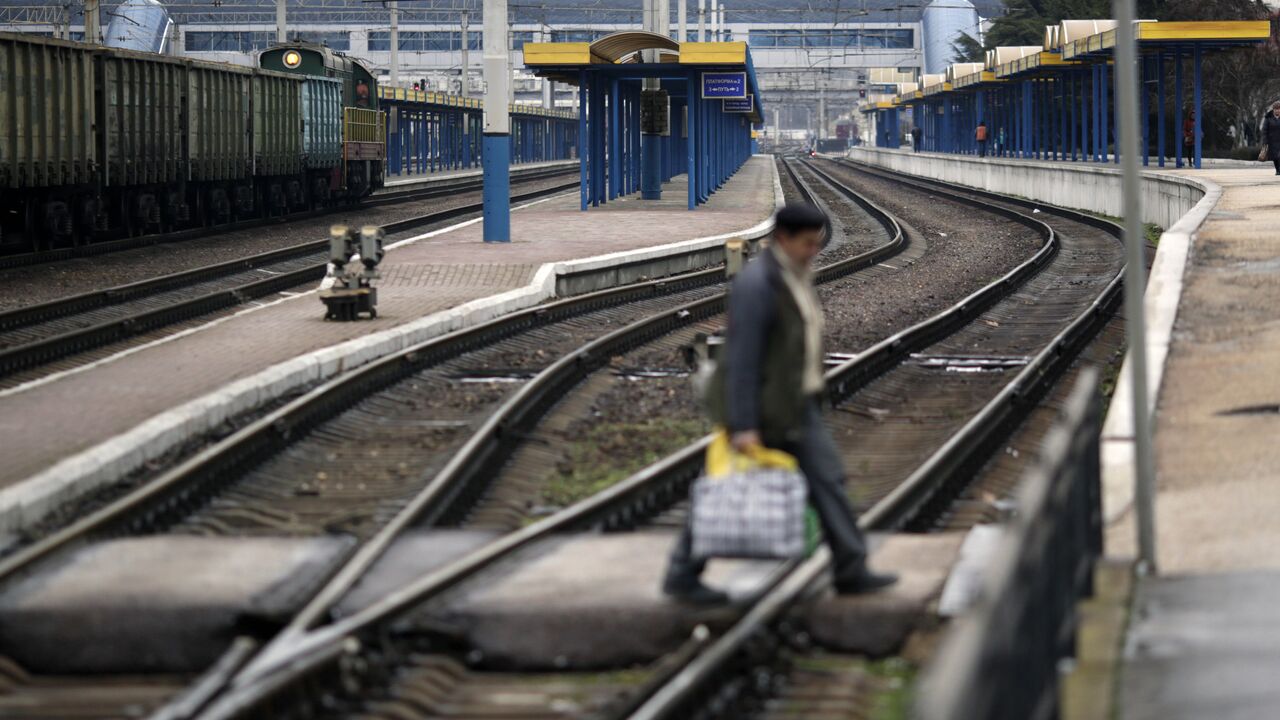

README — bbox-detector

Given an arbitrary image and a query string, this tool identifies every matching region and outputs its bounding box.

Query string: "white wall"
[847,147,1204,230]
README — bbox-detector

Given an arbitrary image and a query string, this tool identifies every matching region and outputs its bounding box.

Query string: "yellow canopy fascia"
[679,41,747,64]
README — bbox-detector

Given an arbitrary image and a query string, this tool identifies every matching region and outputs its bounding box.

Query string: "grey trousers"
[664,401,870,588]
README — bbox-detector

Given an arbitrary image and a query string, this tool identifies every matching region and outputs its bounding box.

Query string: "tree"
[950,31,985,63]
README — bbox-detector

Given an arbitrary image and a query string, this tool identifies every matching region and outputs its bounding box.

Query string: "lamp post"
[1113,0,1157,572]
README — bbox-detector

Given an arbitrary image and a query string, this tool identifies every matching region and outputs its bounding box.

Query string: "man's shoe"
[833,570,899,595]
[664,580,730,605]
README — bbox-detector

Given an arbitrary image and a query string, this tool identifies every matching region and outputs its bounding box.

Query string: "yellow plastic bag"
[705,428,798,478]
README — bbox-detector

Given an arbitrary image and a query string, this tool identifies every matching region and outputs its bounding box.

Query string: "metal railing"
[915,367,1104,720]
[343,107,385,144]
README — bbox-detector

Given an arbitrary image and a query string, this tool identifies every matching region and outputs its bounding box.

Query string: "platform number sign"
[701,72,747,99]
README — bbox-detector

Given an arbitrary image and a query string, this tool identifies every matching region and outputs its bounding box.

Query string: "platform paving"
[1113,166,1280,718]
[1112,166,1280,573]
[0,157,775,496]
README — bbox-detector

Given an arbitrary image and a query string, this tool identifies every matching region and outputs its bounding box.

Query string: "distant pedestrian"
[1262,101,1280,175]
[995,126,1006,156]
[911,125,922,152]
[1183,110,1197,156]
[662,203,898,605]
[975,120,989,157]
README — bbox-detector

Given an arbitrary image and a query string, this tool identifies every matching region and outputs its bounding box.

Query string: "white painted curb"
[0,160,782,535]
[1100,176,1220,526]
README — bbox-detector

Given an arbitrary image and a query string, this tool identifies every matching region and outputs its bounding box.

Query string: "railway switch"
[321,224,385,321]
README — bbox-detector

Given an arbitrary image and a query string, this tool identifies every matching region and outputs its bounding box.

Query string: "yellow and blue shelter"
[524,31,765,210]
[877,20,1269,169]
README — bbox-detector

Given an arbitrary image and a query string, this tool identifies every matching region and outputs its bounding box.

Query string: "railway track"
[0,173,579,383]
[182,159,1124,720]
[0,166,577,271]
[0,161,907,719]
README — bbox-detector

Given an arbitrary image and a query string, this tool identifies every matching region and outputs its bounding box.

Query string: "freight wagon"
[0,32,384,254]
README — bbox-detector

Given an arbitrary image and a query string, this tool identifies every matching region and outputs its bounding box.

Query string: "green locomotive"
[0,32,385,254]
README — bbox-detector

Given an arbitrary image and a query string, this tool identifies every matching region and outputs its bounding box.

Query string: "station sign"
[722,96,753,113]
[701,72,747,99]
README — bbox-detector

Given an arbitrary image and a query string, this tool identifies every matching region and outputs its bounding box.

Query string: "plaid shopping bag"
[690,430,809,560]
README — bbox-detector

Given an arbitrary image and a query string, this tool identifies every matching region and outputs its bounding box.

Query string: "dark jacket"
[707,247,809,447]
[1263,115,1280,158]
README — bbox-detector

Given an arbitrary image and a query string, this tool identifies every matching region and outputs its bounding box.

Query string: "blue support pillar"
[1174,51,1184,168]
[609,79,621,200]
[1057,76,1066,160]
[1102,62,1111,162]
[1157,52,1166,167]
[687,74,698,209]
[1032,80,1040,159]
[941,99,951,153]
[1079,71,1088,161]
[1140,57,1150,167]
[1022,80,1032,158]
[1193,45,1203,169]
[579,72,588,210]
[463,113,473,167]
[482,134,510,242]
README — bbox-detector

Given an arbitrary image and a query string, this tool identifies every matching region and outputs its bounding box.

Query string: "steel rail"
[217,156,908,682]
[623,162,1124,720]
[197,158,1070,719]
[197,161,1094,720]
[0,166,578,270]
[0,178,579,379]
[0,158,883,720]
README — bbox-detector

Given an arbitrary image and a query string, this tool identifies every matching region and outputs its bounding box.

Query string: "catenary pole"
[84,0,100,43]
[275,0,286,42]
[698,0,706,41]
[1114,0,1157,571]
[482,0,511,241]
[389,1,399,86]
[460,11,469,97]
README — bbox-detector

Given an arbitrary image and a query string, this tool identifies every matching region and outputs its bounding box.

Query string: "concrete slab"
[424,530,783,670]
[0,534,353,673]
[804,532,965,657]
[1122,571,1280,720]
[337,529,501,616]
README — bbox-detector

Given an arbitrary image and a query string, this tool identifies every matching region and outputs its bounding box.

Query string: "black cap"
[774,202,828,235]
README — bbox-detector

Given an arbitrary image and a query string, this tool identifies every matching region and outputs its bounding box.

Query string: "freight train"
[0,32,385,254]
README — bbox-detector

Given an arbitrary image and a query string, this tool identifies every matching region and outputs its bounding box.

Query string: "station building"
[0,0,1003,142]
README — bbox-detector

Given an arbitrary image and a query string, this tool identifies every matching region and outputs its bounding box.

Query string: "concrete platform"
[0,535,352,673]
[1113,167,1280,573]
[422,531,783,670]
[1122,571,1280,720]
[1111,167,1280,720]
[804,532,964,657]
[0,156,778,535]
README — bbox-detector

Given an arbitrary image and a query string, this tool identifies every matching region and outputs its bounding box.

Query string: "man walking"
[911,125,923,152]
[1262,101,1280,175]
[975,120,988,157]
[663,203,898,604]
